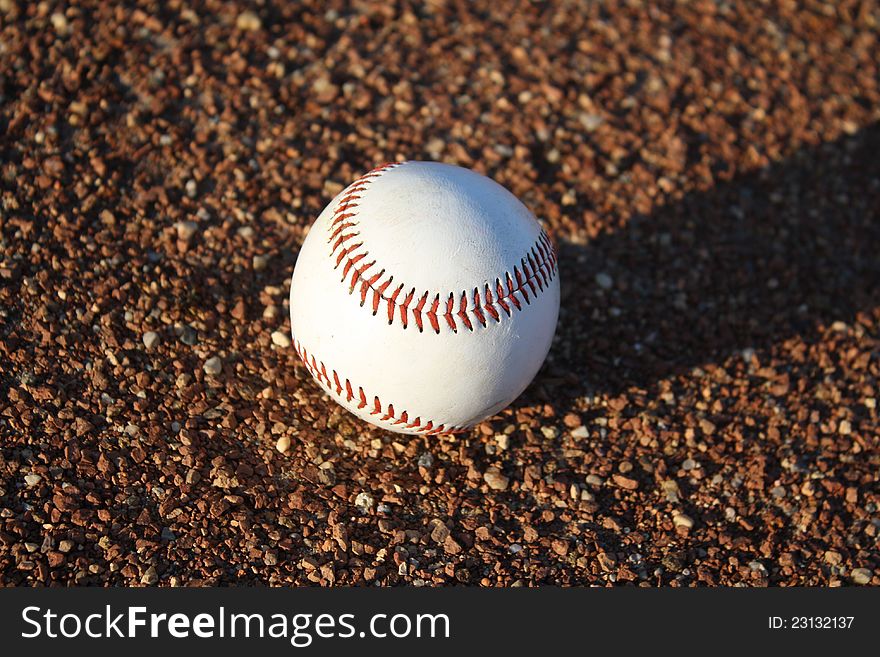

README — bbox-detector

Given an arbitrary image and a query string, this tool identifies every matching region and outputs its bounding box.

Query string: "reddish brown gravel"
[1,1,879,587]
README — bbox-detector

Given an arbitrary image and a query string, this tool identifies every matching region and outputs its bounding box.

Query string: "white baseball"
[289,161,560,435]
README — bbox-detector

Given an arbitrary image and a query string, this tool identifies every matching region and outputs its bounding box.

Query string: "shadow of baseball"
[522,123,880,407]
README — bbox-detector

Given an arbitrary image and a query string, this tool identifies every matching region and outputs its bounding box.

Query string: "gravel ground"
[1,1,879,586]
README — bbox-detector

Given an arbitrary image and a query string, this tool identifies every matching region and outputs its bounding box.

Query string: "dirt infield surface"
[1,1,878,586]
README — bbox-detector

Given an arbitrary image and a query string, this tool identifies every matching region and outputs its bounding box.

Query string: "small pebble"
[563,413,581,427]
[178,324,198,345]
[24,474,42,487]
[851,568,872,585]
[425,137,445,159]
[174,220,198,242]
[612,474,639,490]
[579,113,604,131]
[50,12,70,36]
[271,330,291,348]
[203,356,222,375]
[253,254,270,271]
[276,435,291,453]
[140,565,159,585]
[236,10,262,31]
[673,513,695,529]
[540,426,558,439]
[430,521,450,543]
[661,480,681,503]
[595,272,613,290]
[354,492,374,513]
[483,468,509,491]
[570,425,589,439]
[824,550,842,565]
[142,331,160,349]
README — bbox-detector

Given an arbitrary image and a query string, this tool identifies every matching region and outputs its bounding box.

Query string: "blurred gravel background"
[1,0,879,586]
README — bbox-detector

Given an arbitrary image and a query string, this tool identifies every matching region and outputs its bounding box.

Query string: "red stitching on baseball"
[444,293,457,331]
[458,291,473,330]
[293,339,466,435]
[326,162,558,334]
[427,294,441,334]
[413,292,428,332]
[472,288,487,327]
[399,288,414,328]
[387,284,403,324]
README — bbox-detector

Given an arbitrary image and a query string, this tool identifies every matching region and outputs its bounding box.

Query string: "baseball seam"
[293,338,467,435]
[326,162,559,334]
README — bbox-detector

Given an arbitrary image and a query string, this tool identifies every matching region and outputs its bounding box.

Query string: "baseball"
[289,161,560,435]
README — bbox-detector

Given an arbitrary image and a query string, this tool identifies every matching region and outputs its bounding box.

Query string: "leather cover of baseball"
[289,161,560,434]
